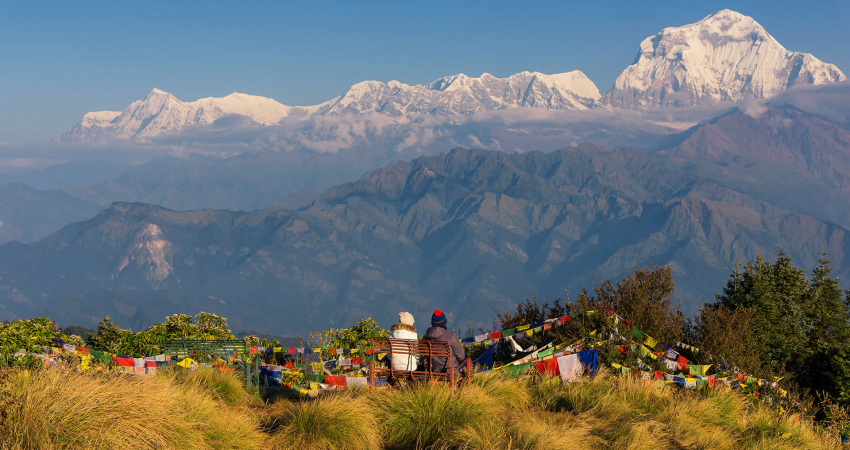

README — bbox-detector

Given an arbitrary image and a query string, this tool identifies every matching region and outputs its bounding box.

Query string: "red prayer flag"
[708,375,717,388]
[365,349,374,355]
[287,348,296,354]
[112,356,134,367]
[328,349,337,355]
[737,373,747,382]
[324,375,346,387]
[352,357,365,365]
[535,358,560,377]
[77,347,89,355]
[676,355,689,372]
[488,331,502,340]
[654,370,663,380]
[559,315,571,324]
[144,360,156,368]
[618,345,628,354]
[249,347,258,354]
[543,323,552,331]
[284,361,295,370]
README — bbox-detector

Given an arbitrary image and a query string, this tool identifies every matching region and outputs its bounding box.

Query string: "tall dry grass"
[0,368,263,450]
[0,366,840,450]
[263,392,380,450]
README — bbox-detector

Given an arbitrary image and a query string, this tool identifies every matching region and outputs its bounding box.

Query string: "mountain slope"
[658,105,850,227]
[1,147,847,336]
[604,9,845,109]
[0,183,103,244]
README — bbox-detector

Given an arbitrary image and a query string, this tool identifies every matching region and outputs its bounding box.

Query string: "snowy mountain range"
[58,9,845,141]
[603,9,846,108]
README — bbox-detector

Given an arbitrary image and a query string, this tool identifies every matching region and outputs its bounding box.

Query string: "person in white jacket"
[389,312,418,371]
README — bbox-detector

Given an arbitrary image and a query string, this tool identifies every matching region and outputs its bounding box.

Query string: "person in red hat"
[422,309,465,372]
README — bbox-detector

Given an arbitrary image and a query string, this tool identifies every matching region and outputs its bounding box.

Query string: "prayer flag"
[557,353,583,382]
[249,347,258,354]
[676,355,689,372]
[689,365,711,376]
[176,358,197,369]
[517,325,530,331]
[324,375,346,387]
[644,335,657,349]
[502,328,516,337]
[488,331,502,340]
[631,328,644,340]
[536,358,560,377]
[502,362,534,379]
[559,315,571,324]
[273,347,282,353]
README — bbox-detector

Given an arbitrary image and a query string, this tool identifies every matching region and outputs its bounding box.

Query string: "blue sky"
[1,0,848,143]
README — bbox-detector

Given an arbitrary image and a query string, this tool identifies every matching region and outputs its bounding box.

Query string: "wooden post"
[368,360,374,393]
[466,358,472,387]
[449,364,455,394]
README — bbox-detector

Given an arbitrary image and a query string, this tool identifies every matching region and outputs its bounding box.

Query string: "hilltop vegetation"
[3,254,850,448]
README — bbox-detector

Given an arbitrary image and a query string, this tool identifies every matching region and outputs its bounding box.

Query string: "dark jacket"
[422,326,465,372]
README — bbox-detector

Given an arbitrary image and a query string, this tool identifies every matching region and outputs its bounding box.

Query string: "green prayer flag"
[307,374,324,383]
[532,327,543,334]
[631,328,644,340]
[639,345,651,359]
[484,340,493,347]
[502,328,516,337]
[502,362,535,379]
[537,348,555,358]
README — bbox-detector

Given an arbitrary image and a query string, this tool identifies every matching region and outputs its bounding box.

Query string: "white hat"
[399,311,415,326]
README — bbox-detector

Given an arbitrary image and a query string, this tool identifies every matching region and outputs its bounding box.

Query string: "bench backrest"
[371,337,451,359]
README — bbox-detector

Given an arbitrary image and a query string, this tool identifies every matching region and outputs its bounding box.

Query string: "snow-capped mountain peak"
[59,70,604,140]
[603,9,845,108]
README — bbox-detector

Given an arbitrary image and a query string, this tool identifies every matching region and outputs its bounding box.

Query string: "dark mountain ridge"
[2,123,849,335]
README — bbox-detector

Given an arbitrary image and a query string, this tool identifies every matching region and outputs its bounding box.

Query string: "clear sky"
[1,0,848,143]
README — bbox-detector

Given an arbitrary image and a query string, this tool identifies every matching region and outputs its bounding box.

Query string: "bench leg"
[369,361,374,393]
[466,358,472,387]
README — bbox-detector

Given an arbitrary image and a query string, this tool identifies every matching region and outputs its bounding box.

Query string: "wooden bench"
[368,337,472,391]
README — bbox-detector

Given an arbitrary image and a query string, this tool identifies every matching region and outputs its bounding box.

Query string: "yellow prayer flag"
[299,389,308,396]
[644,335,657,349]
[310,382,318,390]
[517,325,530,331]
[351,349,359,354]
[612,363,622,369]
[273,347,282,353]
[176,358,197,369]
[313,348,322,353]
[311,363,324,372]
[377,353,387,360]
[525,330,533,337]
[80,355,91,371]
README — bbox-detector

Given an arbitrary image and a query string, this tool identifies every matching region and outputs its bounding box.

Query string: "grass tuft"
[263,393,380,450]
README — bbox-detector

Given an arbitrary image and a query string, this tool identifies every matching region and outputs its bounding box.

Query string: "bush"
[263,393,380,450]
